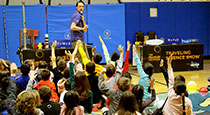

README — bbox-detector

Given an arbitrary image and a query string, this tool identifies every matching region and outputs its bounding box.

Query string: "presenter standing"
[70,0,89,60]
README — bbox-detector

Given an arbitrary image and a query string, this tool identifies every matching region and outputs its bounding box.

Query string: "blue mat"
[188,93,210,114]
[156,92,210,115]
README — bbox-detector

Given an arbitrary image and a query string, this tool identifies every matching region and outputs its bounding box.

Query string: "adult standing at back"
[70,0,89,60]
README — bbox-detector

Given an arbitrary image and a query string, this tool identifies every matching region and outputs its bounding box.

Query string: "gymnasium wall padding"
[47,5,89,43]
[157,2,175,39]
[124,2,210,56]
[87,4,126,63]
[0,6,6,59]
[174,2,191,40]
[191,2,209,55]
[140,2,158,36]
[5,4,46,66]
[1,2,210,66]
[125,3,141,59]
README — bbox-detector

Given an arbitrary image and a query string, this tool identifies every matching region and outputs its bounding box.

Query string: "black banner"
[22,47,92,69]
[141,43,204,72]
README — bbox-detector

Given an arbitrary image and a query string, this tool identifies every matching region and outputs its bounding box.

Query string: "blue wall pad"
[125,3,140,44]
[124,2,210,56]
[174,2,191,40]
[25,5,47,43]
[0,6,6,59]
[140,2,158,36]
[5,4,47,66]
[209,3,210,56]
[124,3,141,59]
[87,4,126,63]
[47,5,88,43]
[191,2,209,56]
[157,2,175,39]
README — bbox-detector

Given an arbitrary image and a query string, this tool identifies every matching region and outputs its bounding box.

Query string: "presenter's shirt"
[70,11,84,41]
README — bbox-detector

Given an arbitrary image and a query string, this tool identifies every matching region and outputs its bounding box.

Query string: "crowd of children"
[0,36,193,115]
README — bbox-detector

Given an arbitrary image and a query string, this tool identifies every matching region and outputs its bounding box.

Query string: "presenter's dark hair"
[76,0,85,6]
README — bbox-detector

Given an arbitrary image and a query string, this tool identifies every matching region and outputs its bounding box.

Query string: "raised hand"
[29,70,37,81]
[77,40,82,47]
[65,50,74,62]
[92,46,96,55]
[167,53,174,70]
[118,45,124,54]
[10,63,17,76]
[149,77,155,89]
[51,41,57,69]
[52,40,57,48]
[51,56,56,62]
[127,41,131,51]
[99,36,104,45]
[65,50,72,57]
[0,59,8,68]
[75,58,80,64]
[160,59,164,67]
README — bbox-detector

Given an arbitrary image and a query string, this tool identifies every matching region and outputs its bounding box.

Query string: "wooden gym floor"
[129,60,210,94]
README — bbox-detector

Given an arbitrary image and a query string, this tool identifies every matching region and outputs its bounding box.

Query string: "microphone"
[79,11,83,15]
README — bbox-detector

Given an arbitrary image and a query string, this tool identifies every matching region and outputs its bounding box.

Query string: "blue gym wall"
[0,2,210,66]
[125,2,210,56]
[2,4,46,66]
[47,5,78,43]
[0,6,6,60]
[87,4,126,63]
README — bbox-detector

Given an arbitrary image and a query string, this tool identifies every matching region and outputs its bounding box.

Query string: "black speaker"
[136,32,144,42]
[148,31,155,39]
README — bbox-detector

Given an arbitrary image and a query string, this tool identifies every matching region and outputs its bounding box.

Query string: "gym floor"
[129,59,210,115]
[129,60,210,94]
